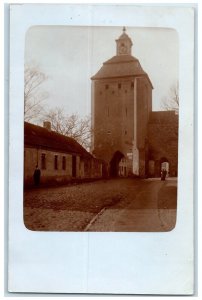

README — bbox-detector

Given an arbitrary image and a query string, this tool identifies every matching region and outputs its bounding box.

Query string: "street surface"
[24,178,177,232]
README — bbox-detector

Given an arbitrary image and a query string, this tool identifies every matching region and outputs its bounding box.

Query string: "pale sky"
[25,26,179,116]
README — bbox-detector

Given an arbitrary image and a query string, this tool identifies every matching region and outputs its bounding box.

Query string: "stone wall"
[92,78,135,163]
[148,111,178,177]
[92,76,152,177]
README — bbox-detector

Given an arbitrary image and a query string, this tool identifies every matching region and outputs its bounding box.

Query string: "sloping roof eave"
[91,73,153,89]
[24,122,92,159]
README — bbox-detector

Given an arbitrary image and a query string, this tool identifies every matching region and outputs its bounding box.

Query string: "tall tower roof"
[91,27,153,88]
[115,27,133,56]
[116,27,133,46]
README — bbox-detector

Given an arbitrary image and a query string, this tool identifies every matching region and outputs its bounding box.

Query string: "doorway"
[110,151,124,177]
[72,155,77,177]
[160,158,169,177]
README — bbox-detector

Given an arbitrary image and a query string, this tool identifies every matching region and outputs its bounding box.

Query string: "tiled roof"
[24,122,92,158]
[91,54,153,88]
[117,32,133,44]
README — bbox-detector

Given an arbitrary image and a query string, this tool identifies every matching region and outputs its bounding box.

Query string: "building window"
[105,84,109,90]
[72,155,77,177]
[131,82,134,89]
[118,83,121,89]
[41,153,46,170]
[125,130,127,135]
[54,155,58,170]
[62,156,66,170]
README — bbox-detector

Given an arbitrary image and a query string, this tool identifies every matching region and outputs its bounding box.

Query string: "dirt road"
[24,178,177,232]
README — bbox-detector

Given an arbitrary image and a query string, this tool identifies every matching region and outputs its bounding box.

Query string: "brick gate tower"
[91,28,153,177]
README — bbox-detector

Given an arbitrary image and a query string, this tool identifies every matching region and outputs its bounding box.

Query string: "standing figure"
[33,165,41,186]
[161,168,167,181]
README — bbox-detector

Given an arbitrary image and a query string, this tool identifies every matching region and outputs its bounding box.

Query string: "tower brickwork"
[91,28,153,177]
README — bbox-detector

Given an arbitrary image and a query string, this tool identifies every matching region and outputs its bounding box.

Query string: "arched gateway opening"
[110,151,124,177]
[160,157,169,177]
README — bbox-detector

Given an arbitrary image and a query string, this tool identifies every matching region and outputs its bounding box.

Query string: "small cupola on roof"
[116,27,133,56]
[91,27,153,88]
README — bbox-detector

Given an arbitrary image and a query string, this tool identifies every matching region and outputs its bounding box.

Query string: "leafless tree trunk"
[24,64,48,122]
[161,82,179,113]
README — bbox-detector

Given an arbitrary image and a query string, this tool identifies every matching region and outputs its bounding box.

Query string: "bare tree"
[24,64,48,122]
[161,82,179,113]
[43,107,92,150]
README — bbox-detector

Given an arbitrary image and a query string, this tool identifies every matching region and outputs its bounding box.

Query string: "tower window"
[118,83,122,89]
[131,82,134,89]
[105,84,109,90]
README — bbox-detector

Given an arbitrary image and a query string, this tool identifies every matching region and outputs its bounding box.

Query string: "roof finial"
[123,26,126,33]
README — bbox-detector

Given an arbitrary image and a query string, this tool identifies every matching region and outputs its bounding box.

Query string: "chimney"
[43,121,51,131]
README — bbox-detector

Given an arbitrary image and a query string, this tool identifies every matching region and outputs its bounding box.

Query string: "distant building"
[24,121,103,187]
[91,28,178,177]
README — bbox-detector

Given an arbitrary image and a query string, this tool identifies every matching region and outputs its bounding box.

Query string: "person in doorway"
[161,168,167,181]
[33,165,41,186]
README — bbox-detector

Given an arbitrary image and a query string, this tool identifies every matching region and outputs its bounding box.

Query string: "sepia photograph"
[8,4,195,294]
[23,25,179,232]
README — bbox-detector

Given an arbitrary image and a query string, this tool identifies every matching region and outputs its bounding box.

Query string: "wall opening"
[41,153,46,170]
[72,155,77,177]
[54,155,58,170]
[110,151,124,177]
[160,157,169,177]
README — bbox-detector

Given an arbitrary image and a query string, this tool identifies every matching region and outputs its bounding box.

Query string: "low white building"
[24,122,103,187]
